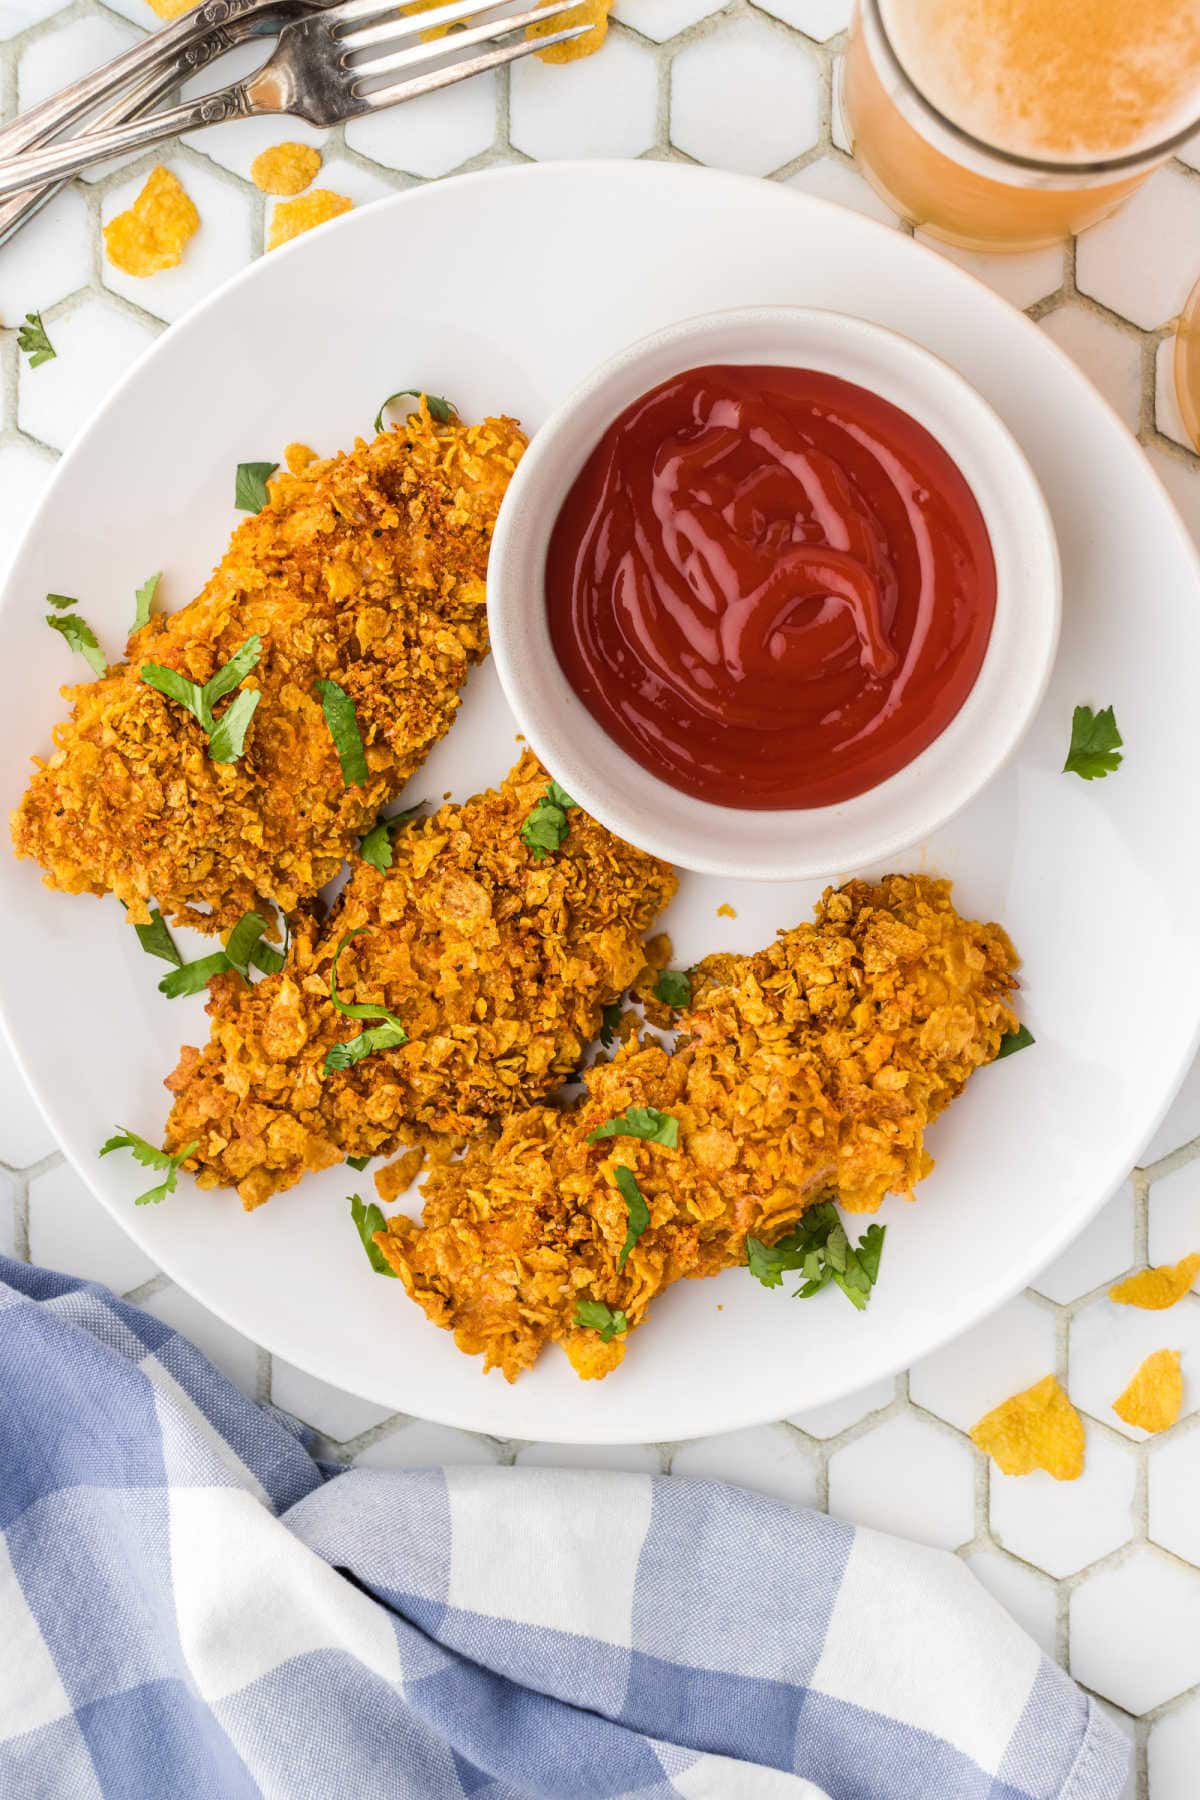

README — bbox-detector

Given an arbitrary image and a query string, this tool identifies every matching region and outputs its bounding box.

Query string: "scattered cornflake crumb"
[284,441,317,474]
[267,189,353,251]
[374,1146,425,1204]
[1113,1348,1182,1433]
[717,903,737,919]
[1110,1252,1200,1310]
[969,1374,1085,1480]
[103,166,199,276]
[530,0,610,61]
[144,0,193,18]
[250,142,322,197]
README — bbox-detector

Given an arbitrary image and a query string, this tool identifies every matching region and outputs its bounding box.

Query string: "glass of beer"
[843,0,1200,253]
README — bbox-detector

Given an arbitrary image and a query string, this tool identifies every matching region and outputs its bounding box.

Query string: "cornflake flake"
[267,190,353,251]
[529,0,610,61]
[104,166,199,276]
[1112,1348,1182,1433]
[969,1373,1085,1480]
[1110,1252,1200,1310]
[250,142,322,197]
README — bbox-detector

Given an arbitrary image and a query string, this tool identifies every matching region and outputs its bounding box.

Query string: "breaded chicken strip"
[378,876,1019,1381]
[163,752,676,1209]
[12,408,525,934]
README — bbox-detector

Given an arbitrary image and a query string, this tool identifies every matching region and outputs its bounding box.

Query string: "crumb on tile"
[266,189,353,251]
[716,903,737,919]
[530,0,610,62]
[103,166,199,277]
[284,442,318,474]
[375,1146,425,1204]
[250,142,322,197]
[1112,1348,1182,1433]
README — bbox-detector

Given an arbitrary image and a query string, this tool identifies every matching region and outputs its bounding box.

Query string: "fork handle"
[0,86,260,201]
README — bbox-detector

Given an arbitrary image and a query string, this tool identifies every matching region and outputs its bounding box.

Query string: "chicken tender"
[12,407,525,934]
[163,752,677,1209]
[378,875,1019,1381]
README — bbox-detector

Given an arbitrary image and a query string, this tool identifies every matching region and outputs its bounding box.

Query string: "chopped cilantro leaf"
[1064,703,1123,780]
[746,1204,886,1312]
[346,1155,371,1171]
[158,951,232,999]
[313,678,367,788]
[324,929,407,1074]
[598,1000,623,1049]
[141,636,262,764]
[132,906,182,968]
[207,688,261,763]
[18,311,55,368]
[575,1299,628,1342]
[520,781,576,861]
[157,910,283,997]
[46,610,106,676]
[100,1127,197,1207]
[46,593,79,610]
[349,1193,397,1277]
[234,461,278,514]
[223,911,269,980]
[997,1023,1035,1059]
[249,926,288,976]
[654,969,691,1009]
[546,780,577,810]
[359,800,424,870]
[613,1164,650,1272]
[588,1105,678,1149]
[373,390,453,434]
[131,571,160,634]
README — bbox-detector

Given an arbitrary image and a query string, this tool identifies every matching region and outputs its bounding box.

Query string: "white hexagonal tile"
[1031,1185,1136,1304]
[1038,306,1143,436]
[1156,334,1193,451]
[1071,1293,1200,1439]
[19,15,146,184]
[1141,1048,1200,1165]
[787,1373,894,1439]
[1149,1159,1200,1272]
[346,71,496,177]
[785,154,900,228]
[270,1358,394,1445]
[516,1440,661,1474]
[1148,1425,1200,1562]
[511,30,657,161]
[354,1420,499,1468]
[911,1294,1055,1433]
[990,1427,1134,1577]
[1146,445,1200,549]
[831,51,850,153]
[28,1160,157,1296]
[0,1170,16,1259]
[962,1547,1057,1659]
[917,233,1064,311]
[828,1415,974,1549]
[0,1026,56,1169]
[670,1424,818,1506]
[3,0,75,35]
[0,188,90,320]
[1071,1547,1200,1715]
[18,298,158,453]
[756,0,850,40]
[101,157,254,326]
[142,1282,260,1397]
[1150,1690,1200,1800]
[1077,166,1200,330]
[670,17,820,177]
[613,0,722,41]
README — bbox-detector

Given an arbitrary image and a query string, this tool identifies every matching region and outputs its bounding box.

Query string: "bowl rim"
[487,302,1062,881]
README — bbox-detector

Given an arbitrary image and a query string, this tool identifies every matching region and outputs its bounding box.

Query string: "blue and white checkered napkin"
[0,1256,1128,1800]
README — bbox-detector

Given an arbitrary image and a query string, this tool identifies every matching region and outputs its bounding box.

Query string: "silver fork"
[0,0,587,201]
[0,0,332,251]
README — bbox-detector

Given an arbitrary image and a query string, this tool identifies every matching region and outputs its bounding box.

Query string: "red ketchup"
[546,364,996,810]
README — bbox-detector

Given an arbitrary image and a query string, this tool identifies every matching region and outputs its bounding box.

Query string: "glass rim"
[864,0,1200,178]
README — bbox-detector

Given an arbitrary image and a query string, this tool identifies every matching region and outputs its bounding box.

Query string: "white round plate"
[2,163,1198,1445]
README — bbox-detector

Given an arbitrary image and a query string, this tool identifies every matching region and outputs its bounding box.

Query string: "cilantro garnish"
[1064,704,1122,780]
[132,906,182,968]
[46,592,78,609]
[46,609,106,676]
[313,678,367,788]
[613,1165,650,1272]
[373,390,453,434]
[746,1204,886,1312]
[575,1299,628,1342]
[17,311,55,368]
[223,910,269,979]
[346,1155,371,1172]
[521,780,577,861]
[359,800,425,871]
[141,636,262,763]
[234,461,278,514]
[588,1105,678,1149]
[349,1193,397,1277]
[598,1001,623,1049]
[654,969,691,1009]
[997,1023,1035,1059]
[158,910,283,997]
[131,571,160,634]
[324,929,407,1073]
[99,1127,198,1207]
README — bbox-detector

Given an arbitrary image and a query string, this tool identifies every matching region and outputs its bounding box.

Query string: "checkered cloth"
[0,1258,1127,1800]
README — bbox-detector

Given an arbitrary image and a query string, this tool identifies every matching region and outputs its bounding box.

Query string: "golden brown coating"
[163,752,677,1209]
[12,407,525,934]
[379,875,1019,1382]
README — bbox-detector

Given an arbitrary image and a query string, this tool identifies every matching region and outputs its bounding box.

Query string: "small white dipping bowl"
[487,306,1060,880]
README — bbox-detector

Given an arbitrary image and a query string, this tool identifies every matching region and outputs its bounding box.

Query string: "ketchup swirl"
[546,364,996,810]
